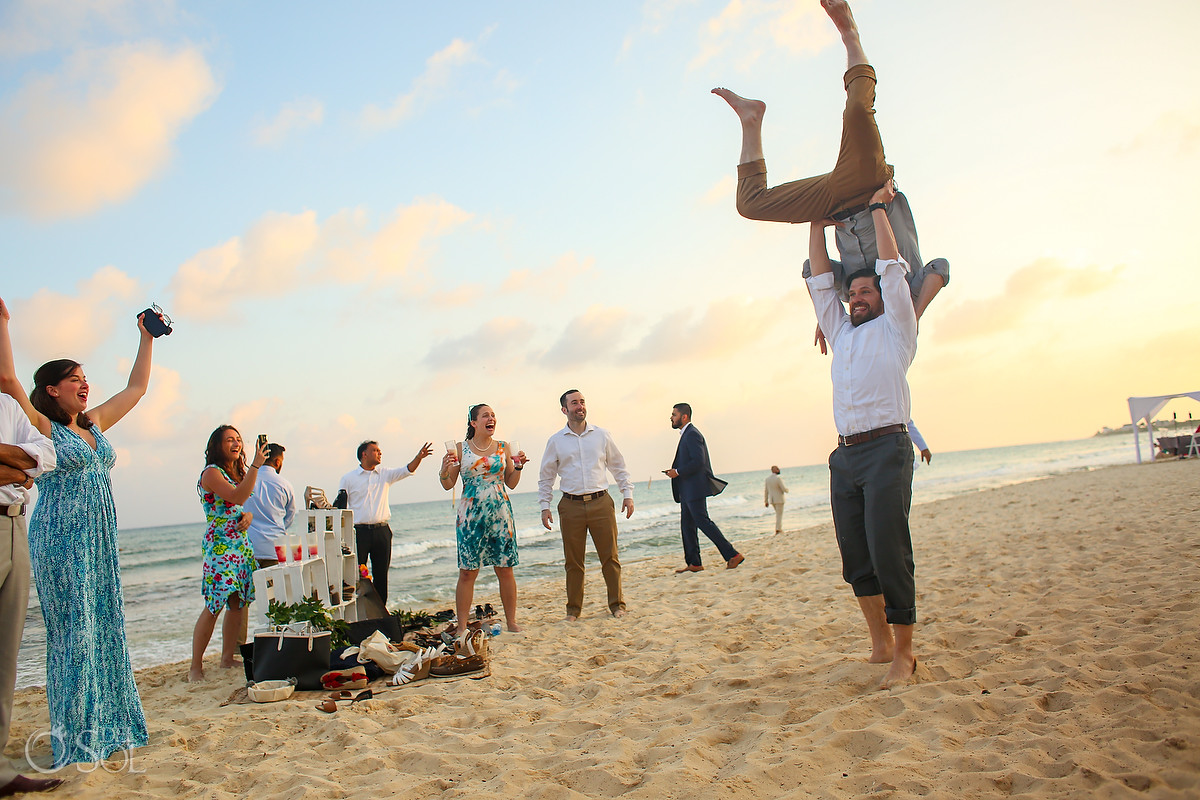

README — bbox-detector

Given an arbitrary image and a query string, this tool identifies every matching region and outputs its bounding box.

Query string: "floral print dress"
[198,466,256,615]
[29,422,147,766]
[456,440,519,570]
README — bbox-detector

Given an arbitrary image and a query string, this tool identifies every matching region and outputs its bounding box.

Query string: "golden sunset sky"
[2,1,1197,526]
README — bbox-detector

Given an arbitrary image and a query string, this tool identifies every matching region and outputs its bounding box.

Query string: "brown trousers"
[736,64,893,223]
[0,514,30,785]
[557,492,624,618]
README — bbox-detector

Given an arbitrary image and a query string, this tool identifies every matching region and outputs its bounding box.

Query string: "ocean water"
[15,432,1142,689]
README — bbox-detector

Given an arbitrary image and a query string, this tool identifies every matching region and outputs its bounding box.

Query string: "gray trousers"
[828,433,916,625]
[0,513,30,784]
[802,191,950,304]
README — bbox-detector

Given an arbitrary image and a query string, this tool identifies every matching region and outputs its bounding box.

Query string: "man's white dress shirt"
[338,465,411,525]
[243,465,298,560]
[537,424,633,510]
[807,258,917,437]
[0,394,55,508]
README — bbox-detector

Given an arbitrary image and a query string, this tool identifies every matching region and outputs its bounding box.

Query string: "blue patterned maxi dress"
[28,422,148,767]
[456,441,519,569]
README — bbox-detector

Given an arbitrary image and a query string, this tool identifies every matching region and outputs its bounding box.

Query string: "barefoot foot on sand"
[879,656,917,689]
[187,668,205,683]
[564,615,577,623]
[507,623,523,633]
[821,0,859,38]
[612,609,626,618]
[867,646,893,664]
[711,88,765,124]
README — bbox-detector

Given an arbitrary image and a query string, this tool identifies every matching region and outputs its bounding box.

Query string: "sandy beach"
[7,459,1199,799]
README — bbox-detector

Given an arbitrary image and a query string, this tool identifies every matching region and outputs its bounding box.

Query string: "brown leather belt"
[562,491,607,502]
[838,424,907,447]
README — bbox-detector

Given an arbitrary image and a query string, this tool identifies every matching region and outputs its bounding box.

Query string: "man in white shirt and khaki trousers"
[808,179,918,689]
[0,393,61,797]
[538,390,634,621]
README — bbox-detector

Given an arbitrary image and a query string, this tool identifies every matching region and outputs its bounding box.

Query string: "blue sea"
[15,432,1142,689]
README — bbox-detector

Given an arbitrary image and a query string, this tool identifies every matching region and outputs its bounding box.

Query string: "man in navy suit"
[664,403,744,573]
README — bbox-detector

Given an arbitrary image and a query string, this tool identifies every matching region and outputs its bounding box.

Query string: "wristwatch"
[868,202,887,213]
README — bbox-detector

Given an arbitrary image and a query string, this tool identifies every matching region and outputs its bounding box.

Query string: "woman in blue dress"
[0,302,155,767]
[439,404,526,639]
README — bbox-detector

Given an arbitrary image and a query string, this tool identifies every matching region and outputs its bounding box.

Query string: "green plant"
[390,608,433,632]
[265,597,350,648]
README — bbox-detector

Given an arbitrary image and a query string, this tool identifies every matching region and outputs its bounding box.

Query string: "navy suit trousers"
[680,498,738,566]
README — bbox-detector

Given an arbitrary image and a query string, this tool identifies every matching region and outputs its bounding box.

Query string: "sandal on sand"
[317,698,338,713]
[454,628,487,659]
[321,668,369,691]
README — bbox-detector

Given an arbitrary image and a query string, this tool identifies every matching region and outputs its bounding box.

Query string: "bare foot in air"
[711,88,765,124]
[879,655,917,689]
[821,0,859,38]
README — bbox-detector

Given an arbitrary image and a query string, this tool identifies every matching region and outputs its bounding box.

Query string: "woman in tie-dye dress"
[438,404,526,638]
[0,303,155,767]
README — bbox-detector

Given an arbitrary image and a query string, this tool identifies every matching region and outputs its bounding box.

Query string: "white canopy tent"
[1127,392,1200,463]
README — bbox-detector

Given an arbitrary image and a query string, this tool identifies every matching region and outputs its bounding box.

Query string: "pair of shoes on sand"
[674,553,745,573]
[428,628,488,678]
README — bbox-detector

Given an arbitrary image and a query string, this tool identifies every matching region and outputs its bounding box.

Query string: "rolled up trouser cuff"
[737,158,767,180]
[843,63,878,91]
[885,606,916,626]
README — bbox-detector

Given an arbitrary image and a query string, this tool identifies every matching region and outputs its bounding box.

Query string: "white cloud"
[539,306,633,369]
[253,97,324,146]
[624,292,799,364]
[9,265,143,362]
[0,42,218,218]
[500,253,595,299]
[168,199,472,319]
[360,34,487,132]
[0,0,170,58]
[423,318,536,370]
[690,0,832,71]
[937,259,1124,341]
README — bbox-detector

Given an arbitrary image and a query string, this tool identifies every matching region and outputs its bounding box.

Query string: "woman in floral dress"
[439,404,526,638]
[188,425,266,682]
[0,300,155,767]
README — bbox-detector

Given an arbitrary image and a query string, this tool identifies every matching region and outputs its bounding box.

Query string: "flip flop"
[316,698,338,713]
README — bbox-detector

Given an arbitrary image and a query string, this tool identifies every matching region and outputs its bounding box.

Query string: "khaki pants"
[557,493,624,618]
[736,64,893,223]
[0,514,30,784]
[772,503,785,532]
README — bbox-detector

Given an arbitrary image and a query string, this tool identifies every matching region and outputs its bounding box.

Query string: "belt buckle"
[5,503,22,517]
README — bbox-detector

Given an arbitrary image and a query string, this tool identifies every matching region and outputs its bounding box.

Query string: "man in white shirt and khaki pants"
[807,178,919,689]
[538,390,634,621]
[0,393,61,797]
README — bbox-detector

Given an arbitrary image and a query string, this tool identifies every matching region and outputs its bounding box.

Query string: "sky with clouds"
[2,0,1198,528]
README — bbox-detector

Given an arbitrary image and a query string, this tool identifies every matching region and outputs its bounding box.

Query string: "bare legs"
[495,566,522,632]
[456,566,522,637]
[454,568,478,638]
[822,0,867,67]
[710,89,765,166]
[857,594,916,688]
[188,596,246,682]
[712,0,868,169]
